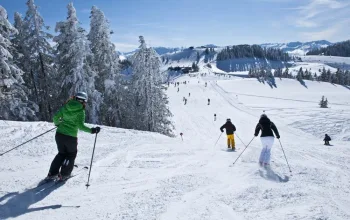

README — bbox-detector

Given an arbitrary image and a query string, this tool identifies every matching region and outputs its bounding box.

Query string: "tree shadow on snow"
[342,85,350,91]
[298,79,308,89]
[256,77,277,89]
[0,182,66,219]
[266,77,277,89]
[259,167,289,183]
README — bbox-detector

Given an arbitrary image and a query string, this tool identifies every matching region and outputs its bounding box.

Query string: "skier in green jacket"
[47,92,100,180]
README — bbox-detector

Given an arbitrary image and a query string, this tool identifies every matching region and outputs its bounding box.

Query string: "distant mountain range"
[119,40,333,57]
[260,40,332,55]
[121,47,182,57]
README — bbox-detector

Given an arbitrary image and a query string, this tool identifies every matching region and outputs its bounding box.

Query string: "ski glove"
[276,135,280,139]
[91,127,101,134]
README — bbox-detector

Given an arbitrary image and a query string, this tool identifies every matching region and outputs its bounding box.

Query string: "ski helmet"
[260,114,267,118]
[75,91,88,103]
[227,118,231,122]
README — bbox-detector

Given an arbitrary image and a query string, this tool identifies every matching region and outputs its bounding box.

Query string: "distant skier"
[46,92,101,181]
[184,98,187,105]
[177,88,179,92]
[189,93,190,97]
[214,114,216,121]
[205,82,207,87]
[220,119,236,150]
[254,114,280,167]
[208,98,210,105]
[324,134,331,145]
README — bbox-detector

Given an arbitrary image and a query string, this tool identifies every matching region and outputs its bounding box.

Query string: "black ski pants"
[49,132,78,176]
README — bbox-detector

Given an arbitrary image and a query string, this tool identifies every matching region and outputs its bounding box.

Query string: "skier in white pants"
[254,114,280,166]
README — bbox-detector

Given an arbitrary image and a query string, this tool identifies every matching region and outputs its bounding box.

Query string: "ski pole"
[278,139,292,175]
[235,133,246,146]
[214,132,223,147]
[232,136,255,165]
[0,127,57,156]
[86,133,98,188]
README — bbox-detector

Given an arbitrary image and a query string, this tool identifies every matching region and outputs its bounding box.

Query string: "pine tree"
[12,12,26,75]
[131,36,173,136]
[248,68,253,78]
[54,3,97,122]
[335,68,344,85]
[345,70,350,86]
[326,69,332,83]
[191,62,199,72]
[88,6,120,126]
[319,96,328,108]
[0,6,38,120]
[283,67,289,78]
[321,67,327,81]
[13,0,56,120]
[296,67,304,81]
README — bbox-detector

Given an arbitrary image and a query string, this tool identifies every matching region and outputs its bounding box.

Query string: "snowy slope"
[1,74,350,219]
[301,55,350,70]
[159,47,340,77]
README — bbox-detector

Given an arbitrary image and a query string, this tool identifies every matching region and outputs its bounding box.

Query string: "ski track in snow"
[1,74,350,219]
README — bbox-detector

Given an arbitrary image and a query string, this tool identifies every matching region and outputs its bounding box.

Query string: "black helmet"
[260,114,267,118]
[227,118,231,122]
[75,91,88,103]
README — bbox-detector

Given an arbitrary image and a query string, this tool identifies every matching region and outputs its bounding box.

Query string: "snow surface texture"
[1,74,350,219]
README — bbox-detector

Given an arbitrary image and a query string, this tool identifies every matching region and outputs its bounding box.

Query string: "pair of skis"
[35,165,89,189]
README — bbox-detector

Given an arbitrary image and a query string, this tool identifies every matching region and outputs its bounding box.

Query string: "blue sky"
[2,0,350,52]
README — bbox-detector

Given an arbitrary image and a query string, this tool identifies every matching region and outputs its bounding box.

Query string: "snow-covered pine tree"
[0,6,38,120]
[88,6,120,126]
[131,36,173,136]
[54,3,98,123]
[11,12,25,74]
[13,0,56,120]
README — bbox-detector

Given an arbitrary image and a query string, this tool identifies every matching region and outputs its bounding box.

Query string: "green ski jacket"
[53,99,92,137]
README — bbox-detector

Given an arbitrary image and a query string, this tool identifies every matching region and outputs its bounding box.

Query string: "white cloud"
[291,0,350,28]
[284,0,350,41]
[300,25,340,41]
[300,19,350,41]
[113,42,138,52]
[294,19,318,28]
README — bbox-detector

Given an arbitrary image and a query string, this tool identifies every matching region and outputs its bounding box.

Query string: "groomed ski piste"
[1,73,350,220]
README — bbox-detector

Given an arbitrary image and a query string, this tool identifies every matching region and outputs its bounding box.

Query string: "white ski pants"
[259,136,275,164]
